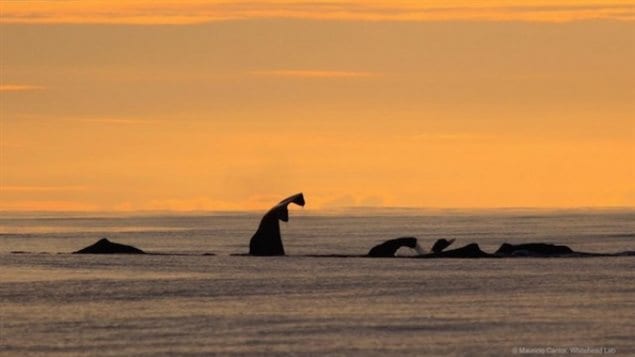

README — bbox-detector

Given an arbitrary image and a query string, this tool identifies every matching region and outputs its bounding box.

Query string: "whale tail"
[274,193,305,222]
[249,193,305,256]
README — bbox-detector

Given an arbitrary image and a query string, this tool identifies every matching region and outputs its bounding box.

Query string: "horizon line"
[1,206,634,217]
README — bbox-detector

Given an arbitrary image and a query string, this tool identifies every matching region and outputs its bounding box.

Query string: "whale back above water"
[249,193,305,256]
[495,243,574,257]
[73,238,145,254]
[419,243,492,258]
[368,237,418,257]
[431,238,455,253]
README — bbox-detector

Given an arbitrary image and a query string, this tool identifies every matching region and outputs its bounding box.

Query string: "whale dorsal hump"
[73,238,145,254]
[432,238,455,253]
[368,237,418,257]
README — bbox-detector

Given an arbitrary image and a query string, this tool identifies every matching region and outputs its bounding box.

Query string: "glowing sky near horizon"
[1,1,634,23]
[0,1,634,211]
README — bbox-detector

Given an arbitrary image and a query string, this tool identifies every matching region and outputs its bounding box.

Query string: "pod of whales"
[67,235,632,257]
[56,193,633,258]
[73,238,145,254]
[249,192,305,256]
[367,236,633,259]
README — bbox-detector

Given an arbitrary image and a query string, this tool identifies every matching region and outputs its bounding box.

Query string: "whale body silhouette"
[73,238,145,254]
[419,243,492,258]
[495,243,574,257]
[368,237,419,257]
[249,193,305,256]
[431,238,455,253]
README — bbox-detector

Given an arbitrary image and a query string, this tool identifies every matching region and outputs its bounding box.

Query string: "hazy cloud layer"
[1,1,633,24]
[249,70,380,78]
[0,85,45,92]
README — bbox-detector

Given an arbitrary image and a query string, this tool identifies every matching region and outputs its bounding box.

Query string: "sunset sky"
[1,1,633,211]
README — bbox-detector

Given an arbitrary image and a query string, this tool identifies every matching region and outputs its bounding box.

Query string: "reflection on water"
[2,254,634,355]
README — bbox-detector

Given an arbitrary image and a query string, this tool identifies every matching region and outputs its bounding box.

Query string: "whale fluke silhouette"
[368,237,420,257]
[431,238,455,253]
[73,238,145,254]
[249,193,305,256]
[495,243,574,257]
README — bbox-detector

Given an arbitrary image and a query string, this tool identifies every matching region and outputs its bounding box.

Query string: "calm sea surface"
[1,211,634,355]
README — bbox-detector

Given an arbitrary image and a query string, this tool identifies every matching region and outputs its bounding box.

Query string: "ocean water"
[1,210,634,355]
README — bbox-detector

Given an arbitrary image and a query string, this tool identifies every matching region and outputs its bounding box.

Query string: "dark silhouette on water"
[495,243,574,257]
[419,243,493,258]
[249,193,305,256]
[367,239,595,259]
[368,237,419,257]
[368,237,484,258]
[431,238,455,253]
[73,238,145,254]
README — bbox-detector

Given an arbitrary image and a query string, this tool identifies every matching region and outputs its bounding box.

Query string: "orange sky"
[0,1,634,211]
[1,1,634,23]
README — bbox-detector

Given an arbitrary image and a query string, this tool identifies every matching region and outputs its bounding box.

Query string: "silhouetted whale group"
[71,193,634,258]
[366,238,598,258]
